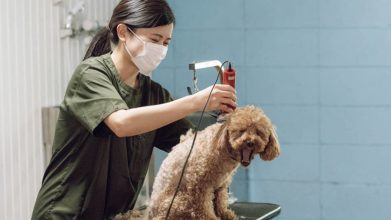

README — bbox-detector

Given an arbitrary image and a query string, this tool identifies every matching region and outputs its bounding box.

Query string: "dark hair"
[83,0,175,60]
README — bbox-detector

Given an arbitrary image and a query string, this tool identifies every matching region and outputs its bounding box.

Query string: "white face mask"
[124,27,168,77]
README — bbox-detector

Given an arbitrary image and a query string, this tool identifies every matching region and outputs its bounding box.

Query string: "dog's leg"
[188,188,219,220]
[214,182,237,220]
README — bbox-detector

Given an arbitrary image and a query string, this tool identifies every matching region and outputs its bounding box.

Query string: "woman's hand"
[192,84,237,113]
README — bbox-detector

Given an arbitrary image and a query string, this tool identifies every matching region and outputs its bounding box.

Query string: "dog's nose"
[246,140,254,148]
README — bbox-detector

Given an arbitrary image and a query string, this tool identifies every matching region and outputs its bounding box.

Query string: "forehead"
[135,23,174,39]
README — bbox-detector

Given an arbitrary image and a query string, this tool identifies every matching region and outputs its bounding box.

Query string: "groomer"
[31,0,236,219]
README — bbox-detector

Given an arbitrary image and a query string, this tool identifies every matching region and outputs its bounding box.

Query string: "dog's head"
[221,105,280,167]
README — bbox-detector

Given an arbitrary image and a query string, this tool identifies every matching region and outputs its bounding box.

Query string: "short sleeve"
[63,66,128,136]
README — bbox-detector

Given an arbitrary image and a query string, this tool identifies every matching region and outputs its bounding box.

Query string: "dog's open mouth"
[240,148,254,167]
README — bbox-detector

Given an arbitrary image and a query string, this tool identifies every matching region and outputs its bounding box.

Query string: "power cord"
[164,61,230,220]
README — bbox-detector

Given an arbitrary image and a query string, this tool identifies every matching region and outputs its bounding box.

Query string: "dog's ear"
[260,125,280,161]
[218,124,229,146]
[216,123,234,156]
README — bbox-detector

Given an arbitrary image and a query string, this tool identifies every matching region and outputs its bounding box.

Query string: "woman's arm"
[104,84,236,137]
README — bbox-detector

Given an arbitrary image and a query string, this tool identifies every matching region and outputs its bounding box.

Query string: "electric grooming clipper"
[222,62,236,112]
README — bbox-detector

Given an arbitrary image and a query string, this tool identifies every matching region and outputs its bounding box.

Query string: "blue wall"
[153,1,391,220]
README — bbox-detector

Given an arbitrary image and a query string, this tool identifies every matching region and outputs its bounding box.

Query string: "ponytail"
[83,27,112,60]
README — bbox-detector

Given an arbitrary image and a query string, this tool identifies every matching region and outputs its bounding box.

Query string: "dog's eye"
[240,129,246,133]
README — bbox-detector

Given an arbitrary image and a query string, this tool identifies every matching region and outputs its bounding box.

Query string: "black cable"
[164,61,229,220]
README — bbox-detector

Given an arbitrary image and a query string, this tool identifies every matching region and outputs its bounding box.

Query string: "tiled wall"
[153,0,391,219]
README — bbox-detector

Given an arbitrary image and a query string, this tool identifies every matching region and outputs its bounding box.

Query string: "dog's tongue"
[241,148,253,167]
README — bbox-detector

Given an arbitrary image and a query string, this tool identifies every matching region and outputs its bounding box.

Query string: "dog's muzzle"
[241,141,255,166]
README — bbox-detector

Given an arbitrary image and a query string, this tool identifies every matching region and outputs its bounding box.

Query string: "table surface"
[229,202,281,220]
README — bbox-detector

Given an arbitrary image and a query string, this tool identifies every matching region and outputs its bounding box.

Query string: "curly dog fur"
[148,105,281,220]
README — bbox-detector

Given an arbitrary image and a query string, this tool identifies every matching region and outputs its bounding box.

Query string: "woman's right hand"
[192,84,237,113]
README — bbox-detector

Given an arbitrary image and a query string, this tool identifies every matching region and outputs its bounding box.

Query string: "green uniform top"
[32,53,193,220]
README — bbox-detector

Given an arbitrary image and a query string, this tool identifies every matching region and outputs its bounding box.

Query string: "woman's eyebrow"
[151,33,171,40]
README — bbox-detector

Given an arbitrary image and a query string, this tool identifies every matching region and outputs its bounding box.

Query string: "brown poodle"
[148,105,281,220]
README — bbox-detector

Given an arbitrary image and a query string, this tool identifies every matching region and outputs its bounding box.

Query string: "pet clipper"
[222,62,236,111]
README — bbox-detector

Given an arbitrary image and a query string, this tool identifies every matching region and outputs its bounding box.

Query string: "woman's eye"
[148,38,159,43]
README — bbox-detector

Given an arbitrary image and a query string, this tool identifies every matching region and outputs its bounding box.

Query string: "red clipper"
[222,62,236,111]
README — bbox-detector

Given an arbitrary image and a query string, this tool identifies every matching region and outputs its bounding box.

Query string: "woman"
[32,0,236,219]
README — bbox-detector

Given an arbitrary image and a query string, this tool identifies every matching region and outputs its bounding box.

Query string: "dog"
[148,105,281,220]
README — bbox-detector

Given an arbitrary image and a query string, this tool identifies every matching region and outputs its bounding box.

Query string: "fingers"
[210,85,237,112]
[195,84,237,112]
[220,97,237,109]
[213,85,236,100]
[220,104,234,113]
[214,84,236,94]
[220,90,237,102]
[214,84,236,103]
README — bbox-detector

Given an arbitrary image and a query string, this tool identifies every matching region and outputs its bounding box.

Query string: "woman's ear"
[116,23,129,42]
[260,125,280,161]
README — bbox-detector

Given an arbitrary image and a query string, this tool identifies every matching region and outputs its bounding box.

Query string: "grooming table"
[133,202,280,219]
[229,202,281,220]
